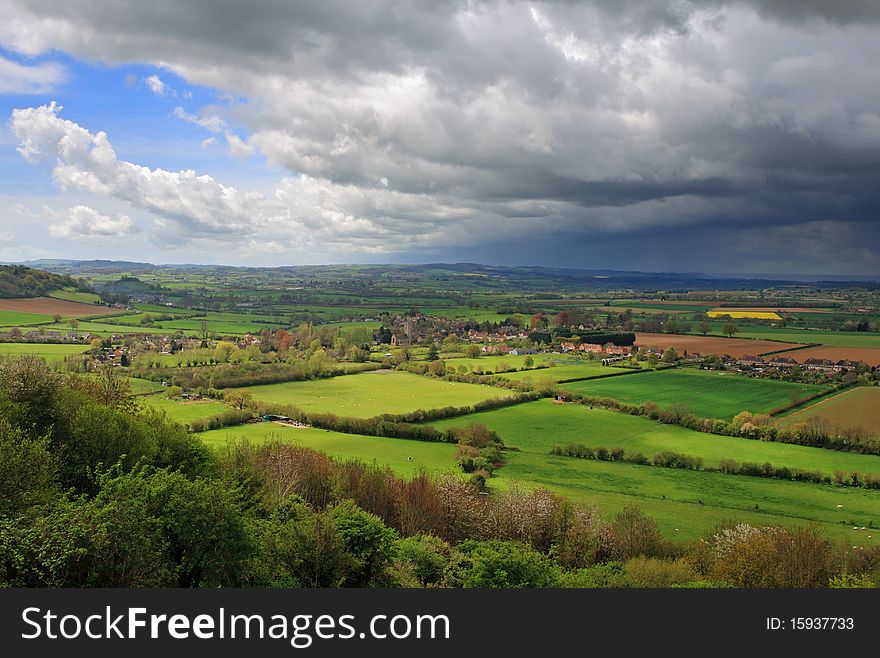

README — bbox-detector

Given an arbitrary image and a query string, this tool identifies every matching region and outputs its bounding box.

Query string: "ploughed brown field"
[0,297,108,317]
[634,332,803,357]
[781,345,880,367]
[775,387,880,437]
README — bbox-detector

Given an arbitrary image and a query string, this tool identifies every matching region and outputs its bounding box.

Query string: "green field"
[560,368,829,420]
[441,354,559,370]
[49,290,102,304]
[428,399,880,477]
[494,450,878,543]
[493,362,646,383]
[0,343,86,360]
[127,378,166,395]
[197,407,879,543]
[0,310,52,326]
[245,370,515,418]
[140,396,228,424]
[199,423,458,477]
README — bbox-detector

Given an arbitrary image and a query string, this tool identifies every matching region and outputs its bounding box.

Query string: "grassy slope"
[494,451,878,543]
[560,368,828,420]
[245,370,514,418]
[199,423,458,478]
[428,399,880,476]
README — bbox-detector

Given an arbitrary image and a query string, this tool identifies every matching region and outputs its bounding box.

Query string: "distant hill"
[9,259,878,291]
[0,265,85,299]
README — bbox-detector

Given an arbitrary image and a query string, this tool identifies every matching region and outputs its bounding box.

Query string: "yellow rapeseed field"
[707,310,782,320]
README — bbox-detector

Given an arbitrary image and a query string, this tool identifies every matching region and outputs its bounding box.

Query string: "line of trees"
[549,444,880,489]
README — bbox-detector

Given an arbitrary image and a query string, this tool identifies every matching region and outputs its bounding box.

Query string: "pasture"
[198,423,458,477]
[441,354,559,371]
[245,370,515,418]
[140,396,229,424]
[776,387,880,437]
[427,399,880,476]
[0,309,52,326]
[492,362,643,383]
[496,450,878,543]
[126,378,166,395]
[0,343,86,360]
[634,332,801,357]
[558,368,829,420]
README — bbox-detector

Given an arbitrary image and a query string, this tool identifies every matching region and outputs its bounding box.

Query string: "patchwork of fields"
[246,370,515,418]
[558,368,828,420]
[428,399,880,477]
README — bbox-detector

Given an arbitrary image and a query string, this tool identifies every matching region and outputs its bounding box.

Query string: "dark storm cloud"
[2,0,879,273]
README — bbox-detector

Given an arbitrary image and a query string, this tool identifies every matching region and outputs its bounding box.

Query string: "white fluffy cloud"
[0,53,64,94]
[48,205,139,239]
[2,1,880,270]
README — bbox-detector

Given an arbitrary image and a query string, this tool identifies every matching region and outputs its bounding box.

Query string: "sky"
[0,0,878,276]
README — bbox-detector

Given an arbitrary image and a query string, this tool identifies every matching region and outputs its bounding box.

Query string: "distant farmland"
[776,387,880,437]
[0,343,86,360]
[782,345,880,367]
[707,310,782,320]
[558,368,828,420]
[635,332,803,357]
[0,296,111,318]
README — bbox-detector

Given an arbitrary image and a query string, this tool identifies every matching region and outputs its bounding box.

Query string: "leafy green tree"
[329,500,399,587]
[0,420,59,516]
[723,322,737,338]
[446,540,560,588]
[225,389,255,411]
[393,534,452,587]
[255,497,351,587]
[94,468,253,587]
